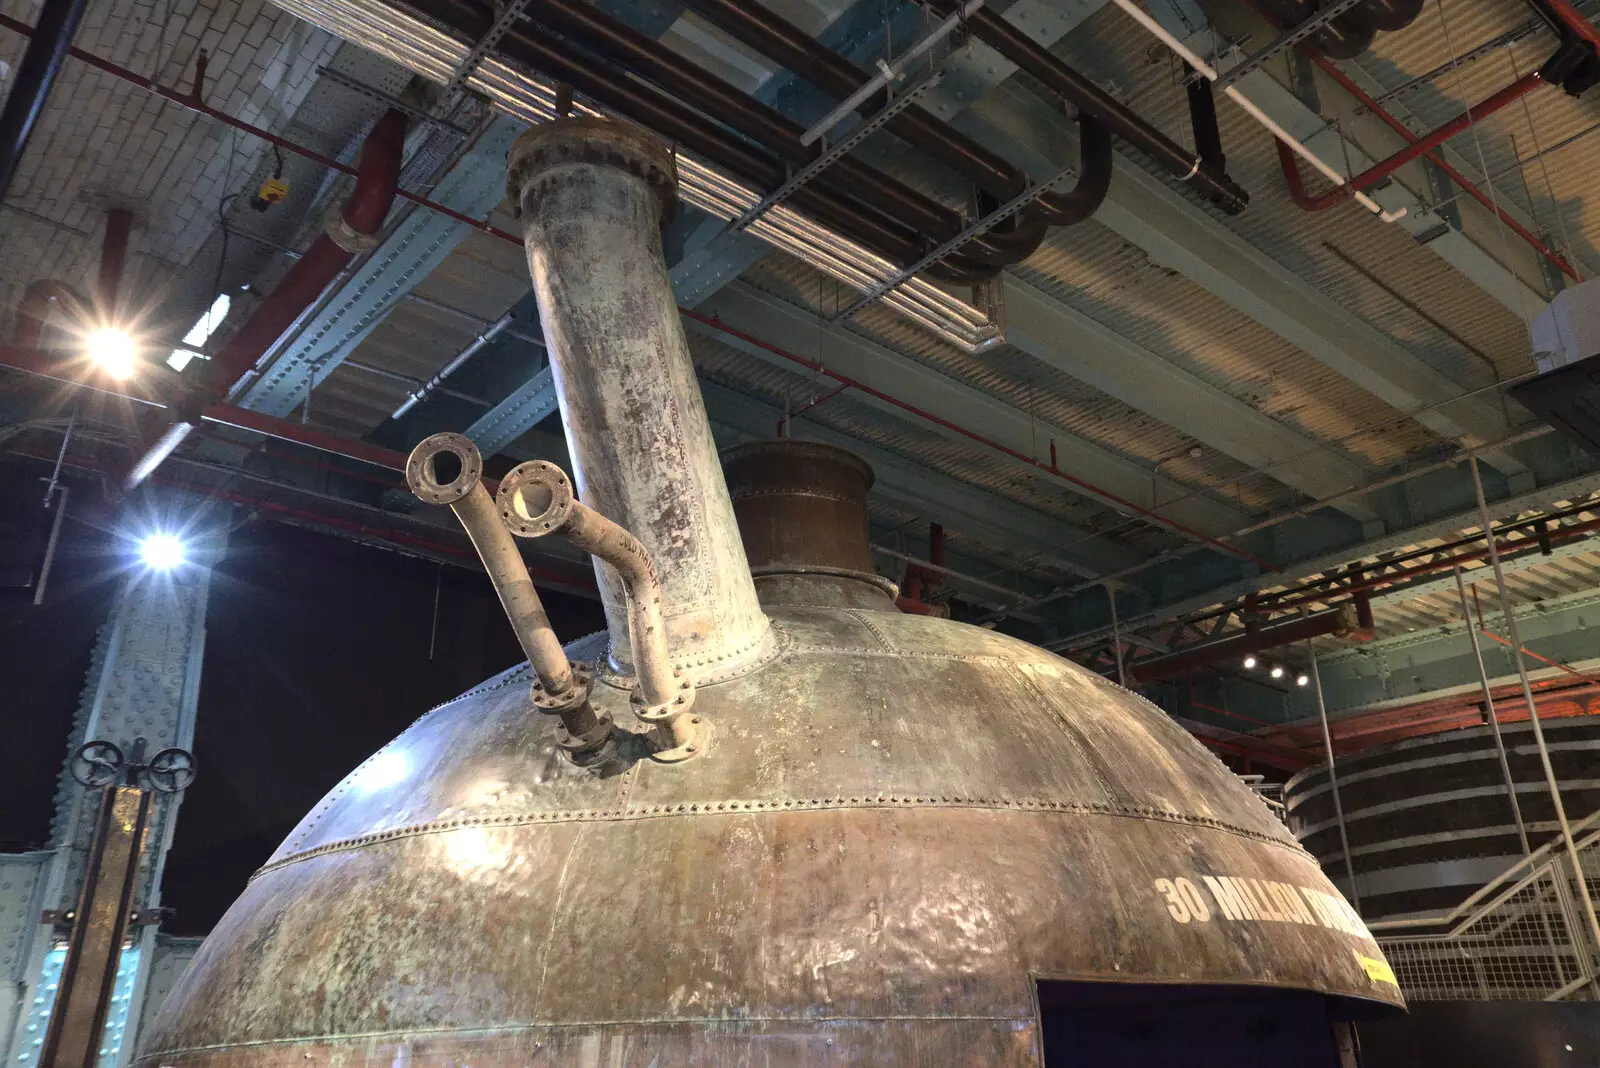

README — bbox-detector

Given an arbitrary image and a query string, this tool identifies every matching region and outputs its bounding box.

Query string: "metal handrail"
[1369,807,1600,936]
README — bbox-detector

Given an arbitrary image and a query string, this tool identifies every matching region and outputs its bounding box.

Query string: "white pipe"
[1106,0,1406,223]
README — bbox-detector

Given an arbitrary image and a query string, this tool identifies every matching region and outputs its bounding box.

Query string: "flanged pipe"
[405,433,613,760]
[497,459,702,762]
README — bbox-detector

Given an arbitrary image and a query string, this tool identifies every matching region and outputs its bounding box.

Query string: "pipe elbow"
[1039,116,1113,227]
[340,108,408,236]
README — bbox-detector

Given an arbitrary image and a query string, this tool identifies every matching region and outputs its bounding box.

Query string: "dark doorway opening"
[1036,980,1348,1067]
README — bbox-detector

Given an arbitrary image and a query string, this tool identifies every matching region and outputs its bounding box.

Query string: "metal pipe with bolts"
[497,460,699,758]
[406,433,612,758]
[1469,455,1600,958]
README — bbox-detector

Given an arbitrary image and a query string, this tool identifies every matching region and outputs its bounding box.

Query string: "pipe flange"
[530,660,593,713]
[497,460,575,537]
[405,432,482,505]
[554,709,614,762]
[646,715,705,764]
[632,677,703,762]
[323,204,382,254]
[506,117,678,223]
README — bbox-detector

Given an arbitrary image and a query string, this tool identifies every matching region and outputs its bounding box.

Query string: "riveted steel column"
[506,118,768,679]
[3,493,224,1068]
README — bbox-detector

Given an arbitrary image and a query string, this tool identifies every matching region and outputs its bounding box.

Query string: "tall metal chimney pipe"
[505,118,769,679]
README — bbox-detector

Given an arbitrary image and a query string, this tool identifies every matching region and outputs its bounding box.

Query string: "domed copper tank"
[137,119,1401,1066]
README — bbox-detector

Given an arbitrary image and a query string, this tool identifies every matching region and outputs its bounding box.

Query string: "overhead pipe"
[1252,0,1423,60]
[675,0,1074,234]
[95,208,133,322]
[497,460,699,756]
[522,0,1045,269]
[123,108,408,489]
[1105,0,1401,222]
[925,0,1250,214]
[401,0,996,283]
[1278,68,1547,211]
[686,0,1239,215]
[406,434,613,760]
[0,0,91,200]
[1311,55,1579,279]
[1125,605,1372,684]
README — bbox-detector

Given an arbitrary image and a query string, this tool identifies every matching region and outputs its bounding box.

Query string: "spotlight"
[138,533,186,571]
[86,328,138,379]
[1296,674,1310,687]
[1242,655,1258,669]
[1269,664,1285,679]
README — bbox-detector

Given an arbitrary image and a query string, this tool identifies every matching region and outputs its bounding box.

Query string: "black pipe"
[527,0,1039,267]
[0,0,91,200]
[948,5,1250,215]
[1041,115,1113,226]
[1186,70,1225,174]
[401,0,999,282]
[1253,0,1424,60]
[681,0,1034,203]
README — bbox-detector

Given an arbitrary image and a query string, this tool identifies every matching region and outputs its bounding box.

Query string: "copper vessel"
[137,119,1401,1067]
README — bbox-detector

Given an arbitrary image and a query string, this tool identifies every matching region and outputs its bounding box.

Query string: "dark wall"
[1358,1001,1600,1066]
[159,520,604,935]
[0,467,122,851]
[0,466,604,936]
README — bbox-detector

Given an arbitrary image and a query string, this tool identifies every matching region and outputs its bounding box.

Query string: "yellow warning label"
[1357,954,1397,986]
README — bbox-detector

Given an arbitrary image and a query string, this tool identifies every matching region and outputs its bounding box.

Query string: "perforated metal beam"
[1002,275,1380,528]
[236,117,523,416]
[693,282,1253,538]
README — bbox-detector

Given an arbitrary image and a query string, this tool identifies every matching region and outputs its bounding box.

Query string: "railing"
[1370,809,1600,1001]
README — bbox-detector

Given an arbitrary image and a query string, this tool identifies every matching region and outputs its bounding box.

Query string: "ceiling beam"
[957,87,1531,483]
[693,281,1254,538]
[1002,275,1381,528]
[700,378,1145,580]
[234,117,523,416]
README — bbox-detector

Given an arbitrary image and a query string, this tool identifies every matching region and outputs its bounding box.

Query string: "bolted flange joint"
[505,116,678,224]
[632,673,703,763]
[531,662,613,763]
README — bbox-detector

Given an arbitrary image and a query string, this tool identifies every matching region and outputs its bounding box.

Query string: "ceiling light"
[138,533,187,571]
[1242,655,1257,669]
[1296,674,1310,687]
[86,328,138,379]
[1269,665,1285,679]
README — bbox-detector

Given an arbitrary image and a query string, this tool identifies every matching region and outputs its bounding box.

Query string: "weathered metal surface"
[506,118,769,682]
[723,439,876,576]
[138,120,1400,1067]
[139,606,1402,1066]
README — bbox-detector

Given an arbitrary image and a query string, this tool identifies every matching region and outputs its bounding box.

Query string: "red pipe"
[96,207,132,320]
[1126,605,1372,684]
[211,108,406,393]
[679,307,1280,572]
[1542,0,1600,48]
[1308,56,1578,280]
[1280,70,1545,212]
[121,107,407,490]
[0,14,520,246]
